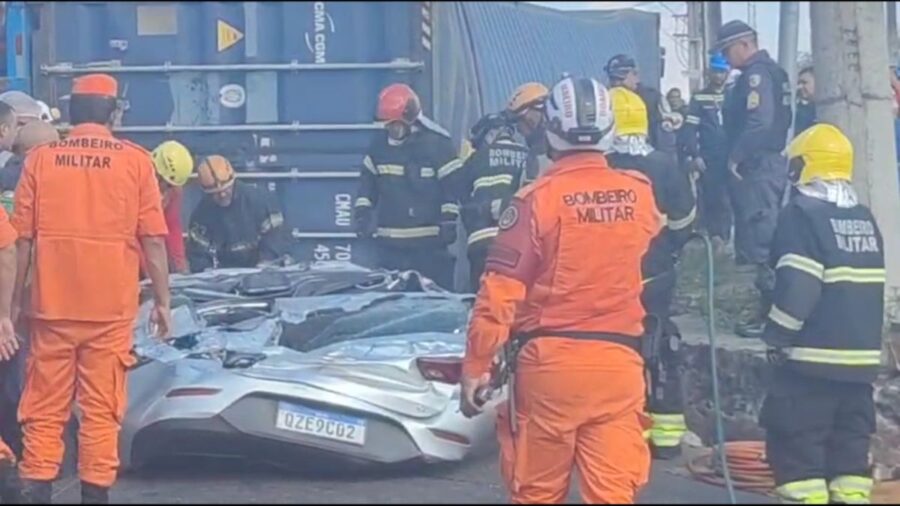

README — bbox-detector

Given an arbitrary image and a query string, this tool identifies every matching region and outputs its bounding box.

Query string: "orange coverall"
[0,205,17,466]
[11,122,167,487]
[464,152,663,504]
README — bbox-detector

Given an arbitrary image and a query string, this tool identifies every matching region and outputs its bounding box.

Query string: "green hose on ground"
[690,232,738,504]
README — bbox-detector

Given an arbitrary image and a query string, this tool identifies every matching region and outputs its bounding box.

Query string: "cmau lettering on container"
[564,189,638,224]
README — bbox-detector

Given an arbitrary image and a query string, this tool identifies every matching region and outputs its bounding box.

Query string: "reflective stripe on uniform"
[777,253,825,280]
[441,203,460,216]
[828,476,873,504]
[667,206,697,231]
[775,478,829,504]
[363,156,376,174]
[376,226,440,239]
[229,241,255,252]
[355,197,373,208]
[473,174,514,191]
[768,305,804,332]
[468,227,499,245]
[421,167,435,178]
[786,347,881,366]
[649,413,686,448]
[188,228,211,249]
[260,213,284,234]
[376,164,405,176]
[437,159,463,179]
[685,115,701,125]
[822,267,886,284]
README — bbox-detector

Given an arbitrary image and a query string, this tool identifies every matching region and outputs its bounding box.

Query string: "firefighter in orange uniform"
[10,74,172,504]
[460,76,662,504]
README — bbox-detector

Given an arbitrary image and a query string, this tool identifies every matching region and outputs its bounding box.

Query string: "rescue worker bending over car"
[186,155,292,273]
[760,124,884,505]
[149,140,194,274]
[461,75,660,504]
[10,73,172,504]
[353,83,462,290]
[715,20,792,338]
[607,86,697,461]
[505,82,551,180]
[444,112,534,290]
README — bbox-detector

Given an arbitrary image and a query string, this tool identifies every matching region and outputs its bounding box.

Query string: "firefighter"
[444,112,534,290]
[505,82,550,180]
[605,54,681,161]
[460,75,661,504]
[150,140,194,274]
[186,155,292,272]
[10,73,172,504]
[760,123,884,505]
[714,20,792,338]
[682,52,733,244]
[353,83,461,290]
[607,86,697,460]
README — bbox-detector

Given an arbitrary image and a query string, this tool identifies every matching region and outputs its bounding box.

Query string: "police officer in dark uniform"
[607,86,697,460]
[682,53,733,243]
[353,83,461,290]
[605,54,680,163]
[760,124,883,505]
[445,112,534,291]
[714,20,792,337]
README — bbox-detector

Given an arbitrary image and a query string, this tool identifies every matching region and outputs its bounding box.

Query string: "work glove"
[689,156,707,175]
[439,221,457,245]
[766,346,788,366]
[490,199,503,222]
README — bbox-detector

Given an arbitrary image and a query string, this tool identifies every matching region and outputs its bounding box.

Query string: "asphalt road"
[49,441,771,504]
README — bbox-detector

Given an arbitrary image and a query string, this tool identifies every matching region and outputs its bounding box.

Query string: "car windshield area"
[280,296,472,353]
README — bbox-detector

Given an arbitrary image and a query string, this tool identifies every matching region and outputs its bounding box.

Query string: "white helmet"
[544,75,616,153]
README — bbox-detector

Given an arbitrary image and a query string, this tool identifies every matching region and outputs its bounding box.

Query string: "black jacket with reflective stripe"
[608,151,696,280]
[354,123,461,248]
[681,85,728,160]
[186,181,291,272]
[764,193,885,383]
[445,136,534,253]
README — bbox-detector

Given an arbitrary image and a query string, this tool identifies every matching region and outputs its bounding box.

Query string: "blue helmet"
[709,53,730,72]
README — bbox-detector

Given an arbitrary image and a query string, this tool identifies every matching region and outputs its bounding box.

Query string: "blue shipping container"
[25,1,660,278]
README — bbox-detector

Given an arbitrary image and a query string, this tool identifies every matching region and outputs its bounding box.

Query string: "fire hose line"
[686,441,776,496]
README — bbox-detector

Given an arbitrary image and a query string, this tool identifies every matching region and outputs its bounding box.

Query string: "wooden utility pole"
[687,2,704,92]
[703,1,722,57]
[811,2,900,315]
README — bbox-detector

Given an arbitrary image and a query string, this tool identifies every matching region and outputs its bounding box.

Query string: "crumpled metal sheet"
[133,265,471,366]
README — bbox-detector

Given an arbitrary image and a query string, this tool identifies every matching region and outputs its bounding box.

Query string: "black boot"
[19,480,51,505]
[0,460,22,504]
[80,482,108,505]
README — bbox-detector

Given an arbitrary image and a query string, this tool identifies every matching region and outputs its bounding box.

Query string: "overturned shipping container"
[23,1,660,273]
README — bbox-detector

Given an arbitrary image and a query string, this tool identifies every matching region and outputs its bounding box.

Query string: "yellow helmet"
[786,123,853,184]
[506,82,549,116]
[610,87,649,137]
[152,140,194,187]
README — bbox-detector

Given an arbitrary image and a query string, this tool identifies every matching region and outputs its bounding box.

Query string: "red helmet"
[376,83,421,124]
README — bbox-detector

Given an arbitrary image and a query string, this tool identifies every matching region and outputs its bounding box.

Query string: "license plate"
[275,402,367,446]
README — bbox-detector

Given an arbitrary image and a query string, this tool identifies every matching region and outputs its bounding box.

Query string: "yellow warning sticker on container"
[217,20,243,52]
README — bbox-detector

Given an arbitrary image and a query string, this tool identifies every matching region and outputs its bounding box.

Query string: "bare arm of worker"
[137,153,172,341]
[460,192,541,418]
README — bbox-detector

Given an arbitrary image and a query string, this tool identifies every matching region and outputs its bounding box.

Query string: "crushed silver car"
[121,262,498,470]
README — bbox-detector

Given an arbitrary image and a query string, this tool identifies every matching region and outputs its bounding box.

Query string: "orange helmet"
[376,83,421,124]
[197,155,236,193]
[506,82,549,116]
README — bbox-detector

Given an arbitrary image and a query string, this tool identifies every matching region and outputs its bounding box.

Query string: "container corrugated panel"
[30,1,435,268]
[442,2,661,116]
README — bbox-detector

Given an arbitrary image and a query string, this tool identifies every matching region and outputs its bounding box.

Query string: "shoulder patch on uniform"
[749,74,762,87]
[498,205,519,230]
[747,91,760,110]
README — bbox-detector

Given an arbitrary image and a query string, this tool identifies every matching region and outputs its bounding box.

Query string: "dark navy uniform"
[760,192,884,503]
[723,48,792,266]
[683,85,733,240]
[608,149,696,458]
[446,127,534,290]
[353,118,462,289]
[794,98,817,137]
[187,181,292,272]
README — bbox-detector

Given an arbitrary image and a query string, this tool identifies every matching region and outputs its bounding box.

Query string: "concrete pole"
[779,2,800,139]
[889,1,898,64]
[687,2,703,93]
[811,2,900,317]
